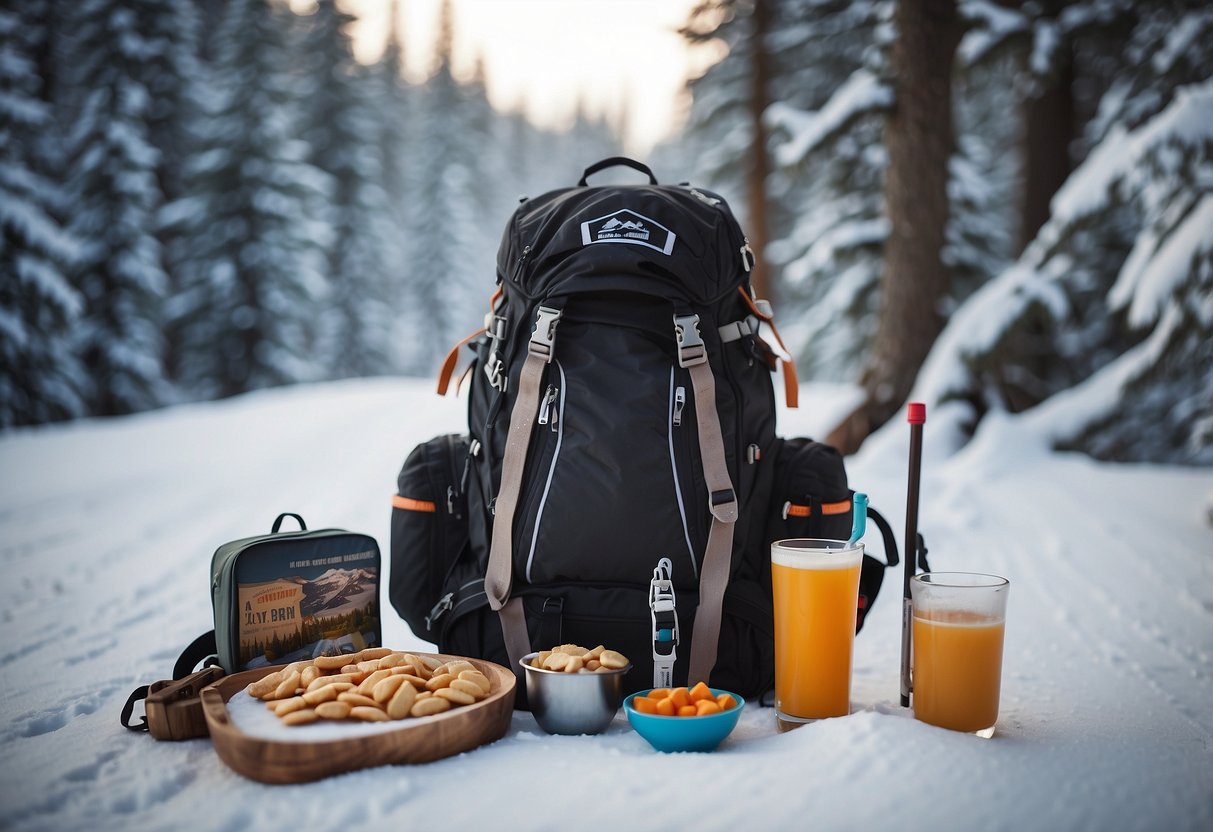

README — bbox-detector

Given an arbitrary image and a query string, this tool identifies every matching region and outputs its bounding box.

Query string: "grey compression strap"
[498,596,531,674]
[484,306,561,675]
[676,315,739,685]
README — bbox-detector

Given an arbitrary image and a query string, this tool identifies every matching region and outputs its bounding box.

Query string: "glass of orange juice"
[771,538,864,727]
[911,572,1009,738]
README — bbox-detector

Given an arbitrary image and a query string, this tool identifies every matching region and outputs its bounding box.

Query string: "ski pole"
[901,402,926,708]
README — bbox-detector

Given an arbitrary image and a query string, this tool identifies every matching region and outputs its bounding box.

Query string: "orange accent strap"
[392,495,437,512]
[436,327,485,396]
[454,359,476,396]
[436,287,506,396]
[785,499,851,518]
[737,287,799,409]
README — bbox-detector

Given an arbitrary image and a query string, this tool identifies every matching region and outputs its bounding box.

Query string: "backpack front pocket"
[512,314,708,591]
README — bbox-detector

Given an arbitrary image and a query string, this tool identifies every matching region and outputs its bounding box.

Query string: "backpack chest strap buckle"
[674,314,707,367]
[529,306,562,362]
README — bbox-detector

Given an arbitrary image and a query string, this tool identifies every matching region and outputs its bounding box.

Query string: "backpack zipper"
[667,369,698,579]
[525,361,567,583]
[444,434,463,519]
[425,577,485,632]
[536,384,559,430]
[512,244,531,283]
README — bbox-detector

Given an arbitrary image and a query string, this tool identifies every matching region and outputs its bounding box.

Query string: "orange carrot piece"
[655,697,676,717]
[633,696,658,715]
[647,688,671,701]
[689,681,714,703]
[716,693,736,711]
[678,705,699,717]
[669,687,690,708]
[696,699,722,716]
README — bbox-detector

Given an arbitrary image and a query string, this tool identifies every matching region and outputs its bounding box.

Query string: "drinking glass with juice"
[771,539,863,726]
[910,572,1009,738]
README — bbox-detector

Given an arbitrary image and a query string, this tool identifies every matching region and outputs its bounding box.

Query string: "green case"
[210,513,382,673]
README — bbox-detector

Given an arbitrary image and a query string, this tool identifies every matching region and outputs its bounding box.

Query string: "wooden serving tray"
[201,653,515,784]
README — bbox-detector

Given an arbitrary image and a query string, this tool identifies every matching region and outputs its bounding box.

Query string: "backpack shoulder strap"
[484,305,564,677]
[484,305,740,686]
[677,313,739,684]
[865,506,901,567]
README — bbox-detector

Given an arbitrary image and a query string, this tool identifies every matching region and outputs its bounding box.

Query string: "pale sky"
[339,0,724,154]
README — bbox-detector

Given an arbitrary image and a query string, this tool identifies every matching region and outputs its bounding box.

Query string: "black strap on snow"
[578,156,658,186]
[121,630,220,732]
[173,630,220,680]
[271,512,307,533]
[120,685,152,732]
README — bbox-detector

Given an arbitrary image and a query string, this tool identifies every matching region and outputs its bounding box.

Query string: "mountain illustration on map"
[298,567,378,617]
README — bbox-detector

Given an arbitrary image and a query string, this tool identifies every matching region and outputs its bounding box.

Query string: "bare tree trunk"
[1018,6,1076,253]
[746,0,773,302]
[827,0,962,455]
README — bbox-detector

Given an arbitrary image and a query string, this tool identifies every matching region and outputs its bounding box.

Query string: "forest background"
[2,0,1209,464]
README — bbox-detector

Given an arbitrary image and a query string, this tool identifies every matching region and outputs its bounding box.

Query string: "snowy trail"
[0,378,1210,831]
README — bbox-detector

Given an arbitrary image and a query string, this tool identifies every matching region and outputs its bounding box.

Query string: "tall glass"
[911,572,1009,738]
[771,538,863,726]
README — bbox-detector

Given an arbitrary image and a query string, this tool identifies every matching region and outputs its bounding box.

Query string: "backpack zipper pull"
[425,592,454,632]
[537,384,558,426]
[672,386,686,427]
[513,244,531,282]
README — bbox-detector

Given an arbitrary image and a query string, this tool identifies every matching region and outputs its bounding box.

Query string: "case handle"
[578,156,658,186]
[271,512,307,533]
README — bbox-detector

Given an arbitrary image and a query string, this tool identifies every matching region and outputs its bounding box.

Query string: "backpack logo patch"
[580,209,676,255]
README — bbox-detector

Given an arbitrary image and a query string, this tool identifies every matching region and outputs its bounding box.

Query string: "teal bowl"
[624,688,745,752]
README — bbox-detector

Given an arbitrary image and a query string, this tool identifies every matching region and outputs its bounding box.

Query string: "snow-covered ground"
[1,377,1209,831]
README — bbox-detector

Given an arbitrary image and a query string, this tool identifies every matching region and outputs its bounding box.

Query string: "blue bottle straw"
[847,492,868,546]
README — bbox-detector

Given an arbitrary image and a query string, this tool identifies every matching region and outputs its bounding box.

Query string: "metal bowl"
[520,653,633,735]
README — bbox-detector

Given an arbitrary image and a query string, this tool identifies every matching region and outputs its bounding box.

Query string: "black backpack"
[391,158,899,701]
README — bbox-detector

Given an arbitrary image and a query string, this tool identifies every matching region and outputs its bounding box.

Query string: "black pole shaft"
[900,419,924,707]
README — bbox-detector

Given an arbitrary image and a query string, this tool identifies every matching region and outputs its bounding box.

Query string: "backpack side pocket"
[389,434,471,642]
[767,437,853,543]
[765,437,898,635]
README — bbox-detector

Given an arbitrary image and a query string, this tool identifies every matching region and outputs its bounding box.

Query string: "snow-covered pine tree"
[761,0,891,381]
[136,0,200,210]
[373,0,414,373]
[0,6,84,427]
[683,0,1020,399]
[676,0,771,296]
[574,104,626,175]
[947,43,1019,324]
[163,0,332,400]
[298,0,398,379]
[906,2,1213,464]
[401,0,492,374]
[57,0,180,416]
[376,0,411,225]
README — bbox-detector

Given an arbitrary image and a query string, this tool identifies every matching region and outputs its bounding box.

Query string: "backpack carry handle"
[271,512,307,533]
[578,156,658,186]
